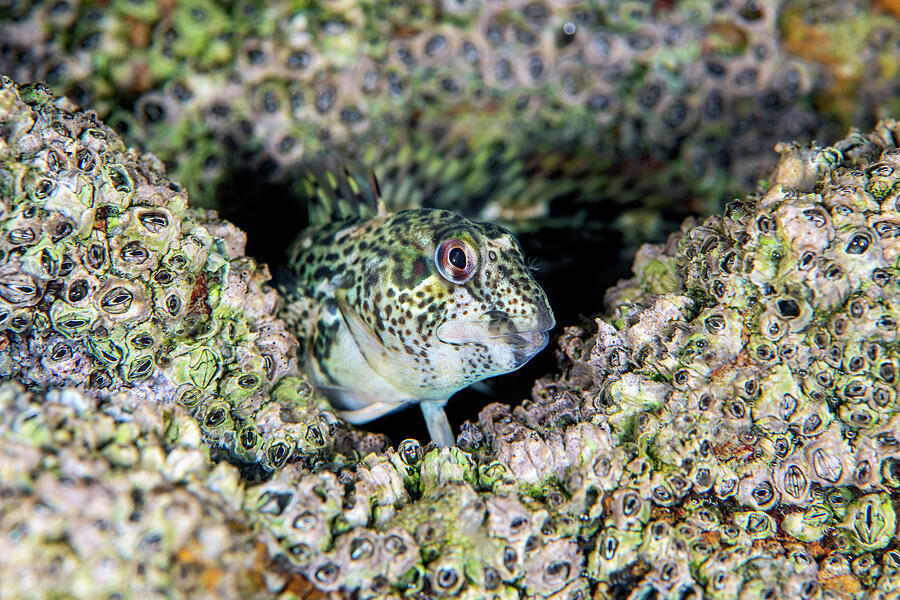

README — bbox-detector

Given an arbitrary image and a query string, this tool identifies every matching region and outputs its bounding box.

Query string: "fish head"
[431,219,555,370]
[346,209,555,400]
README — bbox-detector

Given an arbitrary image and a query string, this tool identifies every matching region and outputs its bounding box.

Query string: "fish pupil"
[448,247,466,269]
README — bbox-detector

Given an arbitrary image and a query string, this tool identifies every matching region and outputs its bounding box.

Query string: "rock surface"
[3,0,899,248]
[4,75,900,598]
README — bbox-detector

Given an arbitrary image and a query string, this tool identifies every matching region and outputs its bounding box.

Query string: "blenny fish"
[280,156,554,447]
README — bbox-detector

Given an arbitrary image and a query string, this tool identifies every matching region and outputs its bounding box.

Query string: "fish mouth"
[436,311,555,359]
[495,330,551,354]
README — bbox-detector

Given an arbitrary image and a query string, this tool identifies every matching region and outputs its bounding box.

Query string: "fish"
[280,155,554,447]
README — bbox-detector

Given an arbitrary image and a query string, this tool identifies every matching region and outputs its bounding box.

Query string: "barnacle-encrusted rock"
[8,75,900,599]
[3,0,899,251]
[0,381,310,600]
[521,119,900,597]
[0,77,338,470]
[251,457,592,598]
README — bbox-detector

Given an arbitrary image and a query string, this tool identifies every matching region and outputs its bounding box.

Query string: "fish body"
[281,160,554,446]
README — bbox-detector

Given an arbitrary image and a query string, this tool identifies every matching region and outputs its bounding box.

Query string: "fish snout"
[533,304,555,334]
[434,306,555,372]
[490,308,553,366]
[507,329,550,357]
[484,306,555,335]
[436,304,554,347]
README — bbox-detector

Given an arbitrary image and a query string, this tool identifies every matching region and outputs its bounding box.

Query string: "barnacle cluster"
[2,0,899,244]
[0,77,336,471]
[523,119,900,597]
[5,74,900,598]
[0,381,287,600]
[249,441,595,599]
[5,13,900,597]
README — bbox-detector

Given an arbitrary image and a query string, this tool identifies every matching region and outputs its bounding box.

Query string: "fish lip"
[495,329,550,353]
[508,330,551,365]
[435,314,555,349]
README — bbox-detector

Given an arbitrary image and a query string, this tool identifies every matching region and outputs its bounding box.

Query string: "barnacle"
[0,382,287,600]
[6,12,900,598]
[0,78,335,470]
[532,119,900,597]
[3,0,899,270]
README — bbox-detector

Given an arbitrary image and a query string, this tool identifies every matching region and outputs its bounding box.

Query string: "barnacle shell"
[0,382,278,600]
[0,78,332,471]
[4,0,899,262]
[9,48,900,600]
[525,119,900,598]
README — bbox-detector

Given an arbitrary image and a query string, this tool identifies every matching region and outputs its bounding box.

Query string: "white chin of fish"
[436,318,553,367]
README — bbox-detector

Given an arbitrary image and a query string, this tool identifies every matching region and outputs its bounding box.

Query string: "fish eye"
[435,237,478,284]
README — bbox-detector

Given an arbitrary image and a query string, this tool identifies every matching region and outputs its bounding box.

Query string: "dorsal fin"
[300,152,386,226]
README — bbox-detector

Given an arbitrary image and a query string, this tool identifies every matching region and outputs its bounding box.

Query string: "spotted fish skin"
[282,205,554,445]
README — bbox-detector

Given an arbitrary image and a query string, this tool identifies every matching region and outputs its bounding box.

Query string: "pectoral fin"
[421,400,455,447]
[338,400,411,424]
[334,291,407,390]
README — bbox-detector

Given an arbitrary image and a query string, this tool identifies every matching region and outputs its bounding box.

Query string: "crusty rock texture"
[2,0,899,247]
[0,77,340,472]
[531,119,900,598]
[0,382,305,600]
[4,70,900,600]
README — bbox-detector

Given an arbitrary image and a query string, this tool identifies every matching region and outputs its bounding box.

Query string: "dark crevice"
[215,150,637,444]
